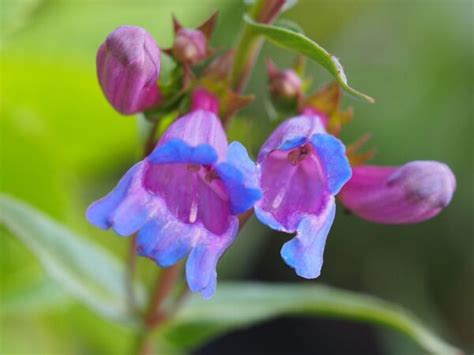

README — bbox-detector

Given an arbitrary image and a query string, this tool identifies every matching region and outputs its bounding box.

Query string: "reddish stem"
[144,263,183,328]
[126,234,138,314]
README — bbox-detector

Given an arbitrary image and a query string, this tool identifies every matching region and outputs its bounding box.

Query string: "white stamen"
[272,189,285,209]
[189,198,198,223]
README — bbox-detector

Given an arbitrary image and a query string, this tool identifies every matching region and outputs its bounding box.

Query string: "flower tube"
[87,89,261,298]
[255,114,352,279]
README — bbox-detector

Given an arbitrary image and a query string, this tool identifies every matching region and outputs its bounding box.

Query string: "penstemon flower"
[96,26,161,115]
[339,161,456,224]
[86,89,261,298]
[255,113,352,279]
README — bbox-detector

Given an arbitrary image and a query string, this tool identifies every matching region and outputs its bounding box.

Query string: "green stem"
[136,329,154,355]
[231,0,264,93]
[134,264,183,354]
[226,0,286,134]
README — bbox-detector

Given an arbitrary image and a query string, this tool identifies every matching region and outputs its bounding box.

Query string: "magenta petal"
[258,114,326,162]
[191,88,219,114]
[159,110,228,161]
[339,161,456,224]
[256,149,327,231]
[143,161,233,236]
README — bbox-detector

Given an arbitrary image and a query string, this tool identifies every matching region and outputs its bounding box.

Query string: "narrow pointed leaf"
[1,274,71,315]
[161,283,461,355]
[0,194,145,324]
[244,15,374,103]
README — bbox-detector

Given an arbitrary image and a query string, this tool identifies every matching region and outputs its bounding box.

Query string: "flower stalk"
[231,0,286,93]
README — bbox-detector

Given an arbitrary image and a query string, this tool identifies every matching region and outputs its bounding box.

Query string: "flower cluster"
[87,16,456,299]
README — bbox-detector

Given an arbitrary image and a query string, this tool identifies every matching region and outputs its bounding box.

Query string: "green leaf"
[0,194,145,325]
[162,283,461,355]
[0,0,43,47]
[0,272,71,316]
[243,15,375,103]
[274,18,305,34]
[244,0,298,13]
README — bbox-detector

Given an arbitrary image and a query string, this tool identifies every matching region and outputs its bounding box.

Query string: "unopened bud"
[191,88,219,114]
[96,26,161,115]
[339,161,456,224]
[387,161,456,209]
[269,69,302,100]
[172,29,208,65]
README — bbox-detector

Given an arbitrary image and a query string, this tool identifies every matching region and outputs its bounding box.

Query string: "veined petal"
[311,133,352,195]
[143,160,233,236]
[280,196,336,279]
[216,141,262,214]
[149,138,217,165]
[86,162,143,230]
[256,149,327,231]
[159,109,228,161]
[258,114,326,162]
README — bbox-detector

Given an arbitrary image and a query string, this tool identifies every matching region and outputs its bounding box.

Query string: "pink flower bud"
[191,88,219,114]
[172,29,208,65]
[339,161,456,224]
[96,26,161,115]
[269,69,303,100]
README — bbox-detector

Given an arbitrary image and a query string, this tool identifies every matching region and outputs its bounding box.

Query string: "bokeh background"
[1,0,472,354]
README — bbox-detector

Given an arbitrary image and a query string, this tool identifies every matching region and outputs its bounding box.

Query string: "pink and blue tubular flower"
[86,91,261,298]
[255,114,352,279]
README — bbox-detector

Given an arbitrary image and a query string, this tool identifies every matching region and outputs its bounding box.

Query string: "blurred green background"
[1,0,472,354]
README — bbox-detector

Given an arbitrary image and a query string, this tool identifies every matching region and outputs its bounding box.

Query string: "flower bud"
[172,29,208,65]
[269,69,302,100]
[96,26,161,115]
[339,161,456,224]
[190,88,219,114]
